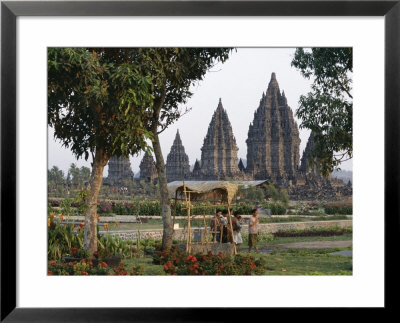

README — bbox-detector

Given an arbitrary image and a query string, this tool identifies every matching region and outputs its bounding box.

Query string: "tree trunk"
[152,131,173,250]
[84,147,108,257]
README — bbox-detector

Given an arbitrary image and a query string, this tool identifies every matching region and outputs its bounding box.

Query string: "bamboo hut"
[168,181,239,255]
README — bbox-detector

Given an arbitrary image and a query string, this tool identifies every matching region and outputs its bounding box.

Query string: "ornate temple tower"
[192,159,202,179]
[246,73,301,184]
[238,158,246,172]
[200,99,241,180]
[106,156,134,185]
[165,130,191,182]
[139,151,158,182]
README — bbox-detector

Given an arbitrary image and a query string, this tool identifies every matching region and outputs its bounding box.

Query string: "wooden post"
[187,192,191,254]
[172,191,177,229]
[184,182,189,253]
[202,212,207,244]
[137,230,141,257]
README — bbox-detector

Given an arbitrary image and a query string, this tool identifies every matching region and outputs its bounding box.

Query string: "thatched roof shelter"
[167,181,239,204]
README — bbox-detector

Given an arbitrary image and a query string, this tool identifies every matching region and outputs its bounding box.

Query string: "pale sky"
[48,48,353,176]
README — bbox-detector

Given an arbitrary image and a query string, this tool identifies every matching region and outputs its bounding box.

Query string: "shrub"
[266,183,280,201]
[324,205,352,215]
[48,259,144,276]
[274,226,352,238]
[242,232,274,244]
[153,245,266,275]
[48,214,85,260]
[262,202,286,215]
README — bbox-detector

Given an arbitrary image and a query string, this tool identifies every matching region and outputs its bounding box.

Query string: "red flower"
[49,260,56,266]
[81,259,86,264]
[101,262,108,268]
[82,272,88,276]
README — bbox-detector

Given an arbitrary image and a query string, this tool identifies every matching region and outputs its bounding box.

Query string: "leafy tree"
[80,166,91,186]
[68,163,81,190]
[48,166,66,195]
[48,48,154,255]
[291,48,352,176]
[49,48,232,252]
[279,189,289,207]
[266,183,279,202]
[134,48,232,250]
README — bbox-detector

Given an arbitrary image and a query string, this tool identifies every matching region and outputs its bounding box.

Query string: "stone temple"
[165,130,191,182]
[139,151,158,182]
[105,156,134,185]
[299,131,319,176]
[198,99,242,180]
[102,71,351,200]
[246,73,301,185]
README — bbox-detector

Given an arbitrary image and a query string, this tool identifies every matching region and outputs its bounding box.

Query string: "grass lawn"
[241,233,353,247]
[124,257,166,275]
[119,238,352,276]
[249,248,352,275]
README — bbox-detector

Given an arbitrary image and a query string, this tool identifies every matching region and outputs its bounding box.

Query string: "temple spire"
[200,99,240,179]
[246,73,300,183]
[166,130,190,182]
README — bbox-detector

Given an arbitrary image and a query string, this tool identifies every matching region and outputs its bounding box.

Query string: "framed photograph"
[1,0,397,320]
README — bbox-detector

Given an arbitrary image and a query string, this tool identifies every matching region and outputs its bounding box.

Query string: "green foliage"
[97,235,136,259]
[153,245,266,275]
[244,185,265,202]
[291,48,352,175]
[59,198,74,218]
[266,183,279,201]
[274,226,352,238]
[279,189,289,207]
[48,259,144,276]
[48,166,67,197]
[48,215,85,260]
[262,202,286,215]
[48,48,155,160]
[242,232,274,245]
[323,205,352,215]
[74,189,89,215]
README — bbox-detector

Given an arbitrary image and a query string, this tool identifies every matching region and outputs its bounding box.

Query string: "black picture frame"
[1,0,398,321]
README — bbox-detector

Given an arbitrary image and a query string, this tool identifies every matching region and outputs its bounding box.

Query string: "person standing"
[248,208,260,253]
[221,209,231,243]
[210,209,222,242]
[232,211,243,248]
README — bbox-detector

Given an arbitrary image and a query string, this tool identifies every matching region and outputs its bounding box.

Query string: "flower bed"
[48,259,144,276]
[152,245,266,275]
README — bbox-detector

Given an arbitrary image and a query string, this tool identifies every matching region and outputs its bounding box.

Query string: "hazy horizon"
[48,48,353,177]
